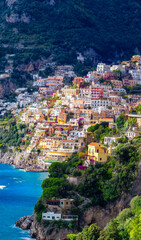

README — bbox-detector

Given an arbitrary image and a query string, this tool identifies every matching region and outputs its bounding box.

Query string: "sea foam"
[0,185,6,189]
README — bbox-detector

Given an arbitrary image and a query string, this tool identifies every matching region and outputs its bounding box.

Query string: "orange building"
[73,77,83,85]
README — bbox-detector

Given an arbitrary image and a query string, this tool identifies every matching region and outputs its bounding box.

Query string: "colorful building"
[88,142,108,163]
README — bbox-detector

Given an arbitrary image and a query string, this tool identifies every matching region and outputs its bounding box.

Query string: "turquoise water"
[0,163,48,240]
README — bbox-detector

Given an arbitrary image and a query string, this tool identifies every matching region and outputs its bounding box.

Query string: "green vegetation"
[87,122,118,142]
[68,224,100,240]
[35,138,140,222]
[116,114,127,129]
[0,113,32,153]
[68,196,141,240]
[135,104,141,113]
[1,0,141,78]
[41,178,72,200]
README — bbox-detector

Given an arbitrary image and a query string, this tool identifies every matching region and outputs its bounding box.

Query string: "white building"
[42,212,78,221]
[113,88,126,94]
[84,98,92,108]
[104,136,117,146]
[97,63,110,74]
[125,130,138,139]
[91,99,111,108]
[129,70,141,85]
[67,130,85,140]
[42,212,61,221]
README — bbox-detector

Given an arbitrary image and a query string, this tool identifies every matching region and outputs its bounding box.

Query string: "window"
[66,202,68,205]
[61,202,63,205]
[97,149,99,153]
[100,158,102,161]
[47,216,50,218]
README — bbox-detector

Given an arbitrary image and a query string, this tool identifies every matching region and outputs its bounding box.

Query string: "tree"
[102,176,120,200]
[41,178,72,199]
[48,162,65,178]
[67,234,77,240]
[116,114,126,129]
[113,143,139,165]
[87,224,100,240]
[130,196,141,214]
[102,219,121,240]
[135,104,141,113]
[127,214,141,240]
[68,224,100,240]
[128,117,137,127]
[117,208,133,224]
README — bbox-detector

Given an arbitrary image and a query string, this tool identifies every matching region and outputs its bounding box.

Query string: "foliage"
[135,104,141,113]
[87,122,115,142]
[116,114,126,129]
[128,118,137,127]
[41,178,72,200]
[130,196,141,214]
[69,196,141,240]
[112,143,139,165]
[68,224,100,240]
[0,114,30,153]
[2,0,141,84]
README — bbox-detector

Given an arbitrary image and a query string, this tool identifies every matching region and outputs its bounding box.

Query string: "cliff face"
[0,79,16,98]
[16,162,141,240]
[30,219,76,240]
[82,161,141,229]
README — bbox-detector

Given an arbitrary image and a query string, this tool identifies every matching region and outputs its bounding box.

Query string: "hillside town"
[0,55,141,172]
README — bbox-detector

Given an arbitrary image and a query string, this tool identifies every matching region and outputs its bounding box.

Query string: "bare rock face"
[0,79,16,98]
[81,196,130,229]
[15,215,33,230]
[30,219,76,240]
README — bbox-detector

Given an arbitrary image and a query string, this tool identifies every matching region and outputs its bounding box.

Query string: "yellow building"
[47,151,72,161]
[39,139,60,149]
[57,109,68,124]
[111,80,123,88]
[88,142,108,163]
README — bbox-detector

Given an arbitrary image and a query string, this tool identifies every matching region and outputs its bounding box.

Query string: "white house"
[42,212,78,221]
[104,136,118,146]
[125,130,139,139]
[129,70,141,85]
[91,99,111,108]
[97,63,110,74]
[113,88,126,94]
[42,212,61,221]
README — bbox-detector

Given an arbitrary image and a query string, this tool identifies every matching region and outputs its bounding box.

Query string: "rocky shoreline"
[15,213,76,240]
[0,152,48,172]
[15,160,141,240]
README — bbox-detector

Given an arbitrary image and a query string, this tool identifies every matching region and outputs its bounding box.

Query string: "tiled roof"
[89,142,100,146]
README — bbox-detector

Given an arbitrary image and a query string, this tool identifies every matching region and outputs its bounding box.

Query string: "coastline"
[0,152,48,172]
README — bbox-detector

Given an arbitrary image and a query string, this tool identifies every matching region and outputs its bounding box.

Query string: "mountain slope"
[1,0,141,67]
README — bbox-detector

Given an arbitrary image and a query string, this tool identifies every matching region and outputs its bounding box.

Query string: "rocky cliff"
[16,160,141,240]
[0,78,16,98]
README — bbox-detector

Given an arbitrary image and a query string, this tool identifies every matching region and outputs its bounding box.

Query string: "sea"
[0,163,48,240]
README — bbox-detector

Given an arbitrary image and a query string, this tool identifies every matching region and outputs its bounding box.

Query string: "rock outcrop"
[0,79,16,98]
[15,215,33,230]
[30,219,76,240]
